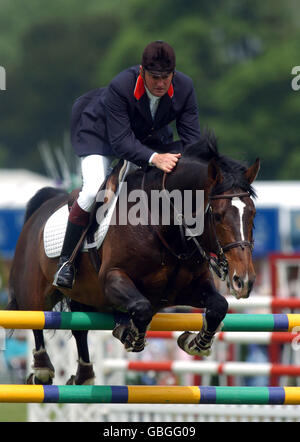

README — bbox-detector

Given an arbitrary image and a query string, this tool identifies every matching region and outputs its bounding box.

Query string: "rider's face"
[141,68,173,97]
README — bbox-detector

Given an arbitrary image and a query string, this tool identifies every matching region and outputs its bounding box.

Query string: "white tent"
[0,169,56,209]
[253,181,300,209]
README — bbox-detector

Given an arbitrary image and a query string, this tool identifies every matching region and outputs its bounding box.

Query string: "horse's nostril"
[233,275,244,289]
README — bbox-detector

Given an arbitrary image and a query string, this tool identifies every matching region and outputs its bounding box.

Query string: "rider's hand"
[151,152,181,173]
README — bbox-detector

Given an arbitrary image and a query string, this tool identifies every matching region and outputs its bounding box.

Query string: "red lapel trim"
[167,83,174,98]
[134,75,145,100]
[134,74,174,100]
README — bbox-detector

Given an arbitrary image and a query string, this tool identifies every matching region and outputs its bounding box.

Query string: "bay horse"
[7,133,259,385]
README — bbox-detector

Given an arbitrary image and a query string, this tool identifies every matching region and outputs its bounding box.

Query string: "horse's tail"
[6,187,67,316]
[5,295,19,311]
[4,294,18,336]
[24,186,67,224]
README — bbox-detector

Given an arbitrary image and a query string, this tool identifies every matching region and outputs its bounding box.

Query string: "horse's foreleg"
[104,268,153,352]
[67,300,95,385]
[176,279,228,357]
[27,330,55,385]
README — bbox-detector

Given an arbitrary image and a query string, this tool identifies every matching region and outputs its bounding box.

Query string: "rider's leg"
[53,154,112,289]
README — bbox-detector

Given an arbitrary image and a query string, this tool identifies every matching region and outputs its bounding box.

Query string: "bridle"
[141,171,254,280]
[207,192,254,279]
[209,192,254,253]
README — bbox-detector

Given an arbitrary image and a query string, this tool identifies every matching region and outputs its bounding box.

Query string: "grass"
[0,403,27,422]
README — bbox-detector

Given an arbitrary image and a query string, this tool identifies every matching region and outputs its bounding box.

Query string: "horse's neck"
[145,162,207,192]
[141,163,208,241]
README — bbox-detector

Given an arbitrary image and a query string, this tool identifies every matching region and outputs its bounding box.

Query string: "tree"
[1,0,300,179]
[0,13,122,171]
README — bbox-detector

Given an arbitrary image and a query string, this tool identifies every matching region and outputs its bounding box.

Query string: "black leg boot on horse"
[176,279,229,357]
[53,201,90,289]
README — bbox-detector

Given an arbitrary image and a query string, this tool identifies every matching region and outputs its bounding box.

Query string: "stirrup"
[53,260,75,289]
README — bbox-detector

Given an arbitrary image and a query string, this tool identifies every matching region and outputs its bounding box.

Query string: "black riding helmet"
[141,40,176,75]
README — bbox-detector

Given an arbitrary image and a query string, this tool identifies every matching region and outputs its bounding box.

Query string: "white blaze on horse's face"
[229,197,249,299]
[231,197,246,241]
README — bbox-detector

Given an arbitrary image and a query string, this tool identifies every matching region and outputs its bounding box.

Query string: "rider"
[53,40,201,289]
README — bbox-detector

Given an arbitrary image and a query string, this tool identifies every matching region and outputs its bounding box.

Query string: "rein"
[141,171,253,280]
[141,172,196,261]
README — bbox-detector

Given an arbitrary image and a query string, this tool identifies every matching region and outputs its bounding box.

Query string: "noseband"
[141,172,254,280]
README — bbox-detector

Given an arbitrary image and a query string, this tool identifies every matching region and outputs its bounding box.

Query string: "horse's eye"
[214,213,222,222]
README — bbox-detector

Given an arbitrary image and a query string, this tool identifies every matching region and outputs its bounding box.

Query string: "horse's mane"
[183,131,256,198]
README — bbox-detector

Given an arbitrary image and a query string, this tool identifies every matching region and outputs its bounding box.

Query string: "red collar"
[134,74,174,100]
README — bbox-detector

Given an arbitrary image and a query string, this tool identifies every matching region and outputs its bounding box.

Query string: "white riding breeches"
[77,155,115,212]
[77,154,138,212]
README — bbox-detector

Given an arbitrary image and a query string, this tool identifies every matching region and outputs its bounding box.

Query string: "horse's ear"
[244,158,260,184]
[207,158,223,186]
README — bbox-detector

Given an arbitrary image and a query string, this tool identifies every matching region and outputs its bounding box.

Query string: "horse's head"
[206,158,260,299]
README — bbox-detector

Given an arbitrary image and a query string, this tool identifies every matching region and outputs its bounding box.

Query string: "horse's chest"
[142,265,193,293]
[143,267,169,290]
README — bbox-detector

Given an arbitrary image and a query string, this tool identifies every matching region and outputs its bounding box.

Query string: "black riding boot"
[53,221,86,289]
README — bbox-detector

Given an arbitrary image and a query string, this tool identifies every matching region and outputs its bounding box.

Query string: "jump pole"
[1,385,300,405]
[1,310,300,332]
[146,331,300,344]
[103,360,300,377]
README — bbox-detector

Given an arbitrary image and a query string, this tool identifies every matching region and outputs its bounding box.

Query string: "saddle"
[70,159,130,272]
[43,159,132,271]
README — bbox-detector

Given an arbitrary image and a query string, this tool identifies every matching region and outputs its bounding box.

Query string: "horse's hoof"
[177,332,194,353]
[124,331,147,352]
[125,340,146,353]
[112,323,131,344]
[66,359,95,385]
[66,374,95,385]
[66,375,76,385]
[113,321,147,352]
[177,331,212,357]
[26,373,34,384]
[26,372,53,385]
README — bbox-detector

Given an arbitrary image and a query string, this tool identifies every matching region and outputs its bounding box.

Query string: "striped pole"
[146,331,300,344]
[103,360,300,377]
[1,385,300,404]
[227,296,300,311]
[1,310,300,332]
